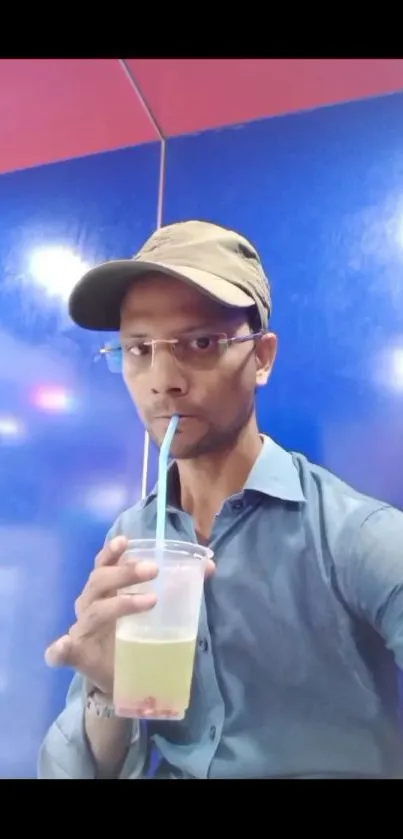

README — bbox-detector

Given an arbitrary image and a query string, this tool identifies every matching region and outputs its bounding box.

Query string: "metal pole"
[118,60,167,498]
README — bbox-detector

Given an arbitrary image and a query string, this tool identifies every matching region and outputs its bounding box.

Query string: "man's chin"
[159,436,199,460]
[147,425,206,460]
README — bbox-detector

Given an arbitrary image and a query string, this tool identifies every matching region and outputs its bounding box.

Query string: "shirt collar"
[142,435,306,510]
[244,436,306,503]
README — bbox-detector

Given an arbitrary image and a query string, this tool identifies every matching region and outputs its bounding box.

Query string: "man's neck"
[176,419,263,543]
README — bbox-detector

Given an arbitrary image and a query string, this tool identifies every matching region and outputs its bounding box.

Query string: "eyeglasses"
[96,330,265,375]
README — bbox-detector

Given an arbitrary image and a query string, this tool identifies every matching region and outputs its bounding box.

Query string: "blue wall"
[1,90,403,776]
[0,144,159,776]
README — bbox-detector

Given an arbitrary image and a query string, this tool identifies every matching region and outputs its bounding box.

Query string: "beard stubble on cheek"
[146,397,256,460]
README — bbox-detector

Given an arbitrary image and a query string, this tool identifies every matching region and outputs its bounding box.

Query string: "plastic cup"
[113,538,213,721]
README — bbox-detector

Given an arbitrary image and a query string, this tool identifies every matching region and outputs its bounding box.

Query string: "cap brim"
[68,258,255,331]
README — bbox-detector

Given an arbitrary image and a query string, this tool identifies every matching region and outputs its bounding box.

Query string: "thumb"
[45,634,78,668]
[205,558,216,579]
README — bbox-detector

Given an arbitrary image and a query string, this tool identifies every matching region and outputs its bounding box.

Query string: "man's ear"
[255,332,277,387]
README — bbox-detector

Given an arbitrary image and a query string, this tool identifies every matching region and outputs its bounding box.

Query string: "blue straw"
[156,414,179,548]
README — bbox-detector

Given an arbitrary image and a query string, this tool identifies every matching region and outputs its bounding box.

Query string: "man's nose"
[148,343,188,395]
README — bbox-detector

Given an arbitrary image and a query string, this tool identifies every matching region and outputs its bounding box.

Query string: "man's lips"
[154,414,196,420]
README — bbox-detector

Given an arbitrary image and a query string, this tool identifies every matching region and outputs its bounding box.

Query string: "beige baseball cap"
[68,219,272,331]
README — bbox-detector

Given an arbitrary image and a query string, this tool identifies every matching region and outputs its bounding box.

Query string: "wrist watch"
[85,683,116,718]
[85,683,141,747]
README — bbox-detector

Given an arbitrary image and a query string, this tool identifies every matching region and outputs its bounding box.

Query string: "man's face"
[120,273,276,459]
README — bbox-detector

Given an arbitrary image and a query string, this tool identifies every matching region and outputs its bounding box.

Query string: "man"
[39,220,403,779]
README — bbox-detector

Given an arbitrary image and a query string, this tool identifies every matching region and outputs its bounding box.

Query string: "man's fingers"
[45,634,75,668]
[45,592,158,669]
[76,560,159,616]
[94,536,129,569]
[205,559,215,578]
[78,593,157,637]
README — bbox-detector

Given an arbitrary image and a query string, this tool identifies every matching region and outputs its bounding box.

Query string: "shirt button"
[198,638,209,653]
[209,725,216,741]
[232,500,243,510]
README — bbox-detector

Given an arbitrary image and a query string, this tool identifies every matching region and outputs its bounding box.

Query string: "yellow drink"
[113,635,197,720]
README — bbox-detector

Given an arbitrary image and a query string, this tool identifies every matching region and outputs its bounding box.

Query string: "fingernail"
[136,560,158,573]
[44,646,56,667]
[110,536,126,552]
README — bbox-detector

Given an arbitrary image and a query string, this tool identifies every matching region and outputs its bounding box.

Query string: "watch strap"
[85,684,116,718]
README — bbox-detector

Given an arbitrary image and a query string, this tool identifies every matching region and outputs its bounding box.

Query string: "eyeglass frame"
[97,329,267,374]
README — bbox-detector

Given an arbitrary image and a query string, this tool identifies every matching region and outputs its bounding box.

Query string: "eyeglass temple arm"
[230,330,265,344]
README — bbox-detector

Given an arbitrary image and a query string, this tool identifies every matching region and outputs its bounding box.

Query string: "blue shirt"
[38,436,403,779]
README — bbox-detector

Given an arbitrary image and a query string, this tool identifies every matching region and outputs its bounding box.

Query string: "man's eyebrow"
[120,322,234,339]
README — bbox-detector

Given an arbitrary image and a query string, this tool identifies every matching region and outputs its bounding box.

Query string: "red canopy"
[1,58,403,175]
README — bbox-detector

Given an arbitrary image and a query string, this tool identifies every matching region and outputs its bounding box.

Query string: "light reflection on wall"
[84,484,129,520]
[389,346,403,391]
[30,385,76,413]
[0,566,21,694]
[0,416,25,438]
[373,342,403,393]
[29,246,89,301]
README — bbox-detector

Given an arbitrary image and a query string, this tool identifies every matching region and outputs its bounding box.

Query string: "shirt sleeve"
[37,672,148,779]
[335,504,403,669]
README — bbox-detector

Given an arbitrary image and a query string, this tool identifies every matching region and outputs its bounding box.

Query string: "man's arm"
[335,504,403,667]
[38,673,148,779]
